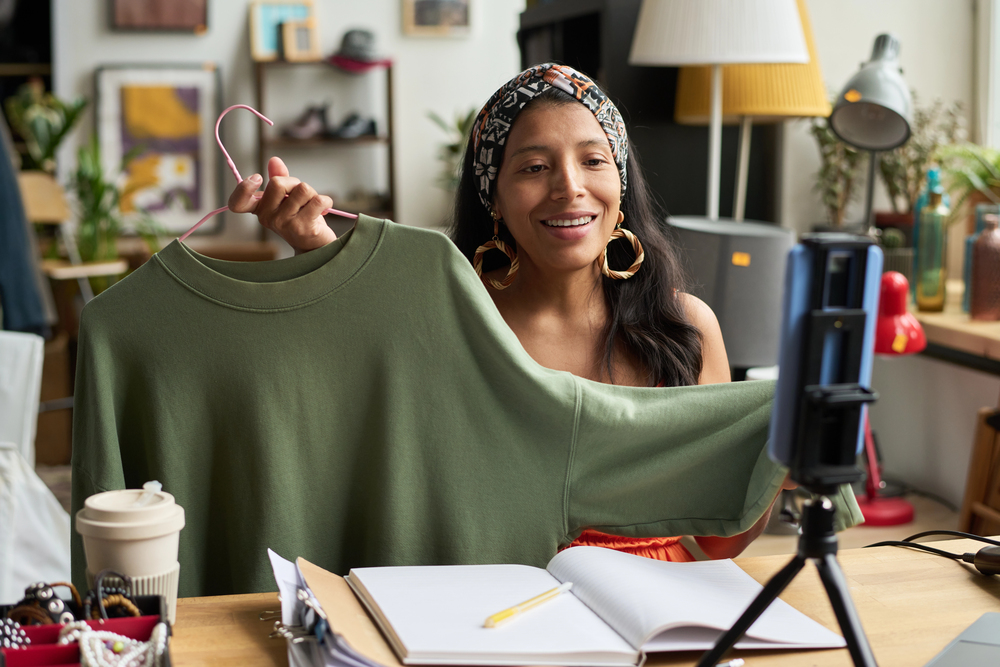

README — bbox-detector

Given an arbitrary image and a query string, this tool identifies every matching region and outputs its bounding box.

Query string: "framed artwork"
[249,0,315,61]
[402,0,470,37]
[96,64,223,235]
[282,18,321,62]
[110,0,208,33]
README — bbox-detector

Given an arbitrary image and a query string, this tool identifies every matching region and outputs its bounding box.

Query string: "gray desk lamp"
[829,33,912,233]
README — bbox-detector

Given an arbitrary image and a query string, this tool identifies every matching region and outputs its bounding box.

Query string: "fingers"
[228,173,263,213]
[268,156,289,179]
[257,174,302,218]
[297,189,334,224]
[250,157,338,252]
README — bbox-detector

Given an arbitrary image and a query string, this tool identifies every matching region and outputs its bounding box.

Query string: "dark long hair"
[449,88,703,387]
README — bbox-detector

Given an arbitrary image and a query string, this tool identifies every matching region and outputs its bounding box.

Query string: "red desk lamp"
[856,270,926,525]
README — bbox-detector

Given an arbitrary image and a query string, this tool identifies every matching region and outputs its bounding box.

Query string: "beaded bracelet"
[58,620,168,667]
[84,571,141,621]
[7,581,81,625]
[0,618,29,649]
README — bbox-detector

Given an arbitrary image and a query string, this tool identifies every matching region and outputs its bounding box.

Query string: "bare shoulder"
[677,292,717,331]
[676,293,731,384]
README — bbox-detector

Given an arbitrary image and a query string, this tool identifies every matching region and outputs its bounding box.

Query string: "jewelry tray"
[0,595,171,667]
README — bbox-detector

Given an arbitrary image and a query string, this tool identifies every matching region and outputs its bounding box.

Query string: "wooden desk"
[913,280,1000,369]
[170,537,1000,667]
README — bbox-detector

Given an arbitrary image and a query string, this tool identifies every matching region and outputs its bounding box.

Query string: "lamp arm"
[863,150,878,233]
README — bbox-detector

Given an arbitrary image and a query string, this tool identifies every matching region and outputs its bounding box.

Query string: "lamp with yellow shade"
[673,0,829,221]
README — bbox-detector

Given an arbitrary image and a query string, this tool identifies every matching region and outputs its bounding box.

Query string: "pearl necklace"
[58,621,168,667]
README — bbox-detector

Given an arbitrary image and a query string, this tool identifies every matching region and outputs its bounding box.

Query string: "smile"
[542,216,595,227]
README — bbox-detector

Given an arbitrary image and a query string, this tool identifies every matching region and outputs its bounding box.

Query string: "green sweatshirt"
[72,215,861,597]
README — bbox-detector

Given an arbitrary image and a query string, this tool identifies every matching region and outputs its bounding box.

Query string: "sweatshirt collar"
[154,215,385,311]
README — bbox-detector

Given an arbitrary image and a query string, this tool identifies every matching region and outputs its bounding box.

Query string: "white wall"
[779,0,976,234]
[52,0,526,240]
[869,355,1000,509]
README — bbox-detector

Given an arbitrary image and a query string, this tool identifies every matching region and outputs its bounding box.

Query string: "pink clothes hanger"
[178,104,357,242]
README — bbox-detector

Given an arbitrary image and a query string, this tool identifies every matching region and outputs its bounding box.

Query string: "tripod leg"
[695,556,807,667]
[815,553,877,667]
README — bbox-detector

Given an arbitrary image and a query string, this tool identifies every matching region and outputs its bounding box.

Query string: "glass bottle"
[970,214,1000,320]
[911,168,949,300]
[915,189,949,312]
[964,204,1000,312]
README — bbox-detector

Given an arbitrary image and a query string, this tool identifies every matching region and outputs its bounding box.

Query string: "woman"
[228,63,783,561]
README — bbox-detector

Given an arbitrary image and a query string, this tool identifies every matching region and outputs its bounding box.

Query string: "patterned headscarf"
[471,63,629,212]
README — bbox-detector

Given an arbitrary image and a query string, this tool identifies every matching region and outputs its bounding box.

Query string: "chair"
[17,171,128,310]
[958,407,1000,536]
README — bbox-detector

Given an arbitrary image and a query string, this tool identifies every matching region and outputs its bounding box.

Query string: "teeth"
[544,216,594,227]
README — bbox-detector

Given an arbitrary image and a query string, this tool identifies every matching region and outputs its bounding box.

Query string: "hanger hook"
[217,104,273,184]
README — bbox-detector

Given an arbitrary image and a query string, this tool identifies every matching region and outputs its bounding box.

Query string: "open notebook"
[342,546,845,667]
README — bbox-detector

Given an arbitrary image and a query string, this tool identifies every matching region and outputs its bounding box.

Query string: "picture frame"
[249,0,315,61]
[95,64,224,235]
[110,0,208,33]
[402,0,470,37]
[282,18,321,62]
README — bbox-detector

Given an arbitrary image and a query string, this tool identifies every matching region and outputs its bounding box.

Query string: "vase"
[964,204,1000,312]
[970,215,1000,321]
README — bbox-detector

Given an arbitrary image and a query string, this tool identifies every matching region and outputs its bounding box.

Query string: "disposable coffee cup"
[75,481,184,623]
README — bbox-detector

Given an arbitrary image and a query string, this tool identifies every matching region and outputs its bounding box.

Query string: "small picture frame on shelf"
[402,0,470,37]
[110,0,208,33]
[282,18,321,62]
[249,0,315,61]
[95,64,223,235]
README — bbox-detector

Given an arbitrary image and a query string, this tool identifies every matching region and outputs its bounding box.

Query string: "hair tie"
[471,63,628,212]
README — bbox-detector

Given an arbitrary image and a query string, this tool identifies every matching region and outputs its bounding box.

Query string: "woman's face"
[492,102,623,277]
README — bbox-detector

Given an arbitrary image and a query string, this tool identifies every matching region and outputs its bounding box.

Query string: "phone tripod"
[695,490,876,667]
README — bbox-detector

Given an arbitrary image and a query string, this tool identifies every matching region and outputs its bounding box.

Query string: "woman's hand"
[229,156,337,254]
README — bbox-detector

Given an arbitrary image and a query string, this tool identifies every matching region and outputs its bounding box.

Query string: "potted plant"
[933,142,1000,219]
[67,135,162,293]
[4,79,87,174]
[809,116,865,228]
[877,94,964,236]
[428,107,477,193]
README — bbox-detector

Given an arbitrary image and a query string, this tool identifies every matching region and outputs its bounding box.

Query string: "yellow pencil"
[483,582,573,628]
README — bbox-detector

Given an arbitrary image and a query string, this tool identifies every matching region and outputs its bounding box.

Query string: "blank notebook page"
[546,547,845,651]
[348,563,636,664]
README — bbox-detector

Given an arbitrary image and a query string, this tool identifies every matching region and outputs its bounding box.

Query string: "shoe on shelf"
[282,105,329,140]
[331,113,377,139]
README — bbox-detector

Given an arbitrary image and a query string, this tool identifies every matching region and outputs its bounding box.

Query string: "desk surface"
[170,537,1000,667]
[913,280,1000,361]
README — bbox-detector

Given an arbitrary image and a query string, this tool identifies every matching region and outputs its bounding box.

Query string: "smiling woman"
[228,63,779,563]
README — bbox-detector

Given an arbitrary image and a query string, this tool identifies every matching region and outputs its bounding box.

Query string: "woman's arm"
[228,156,337,253]
[678,293,788,559]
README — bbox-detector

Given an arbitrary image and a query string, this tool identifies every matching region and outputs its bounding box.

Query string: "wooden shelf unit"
[252,60,396,226]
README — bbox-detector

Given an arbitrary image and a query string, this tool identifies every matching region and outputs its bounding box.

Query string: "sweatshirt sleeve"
[565,379,862,541]
[70,305,128,592]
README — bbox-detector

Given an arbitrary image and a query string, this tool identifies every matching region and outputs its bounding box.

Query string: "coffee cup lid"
[76,482,185,540]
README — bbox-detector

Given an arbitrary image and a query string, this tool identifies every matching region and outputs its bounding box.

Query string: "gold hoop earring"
[473,214,519,290]
[599,222,644,280]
